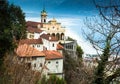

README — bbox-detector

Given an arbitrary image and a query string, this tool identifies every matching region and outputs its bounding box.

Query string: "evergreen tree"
[76,45,83,59]
[0,0,26,58]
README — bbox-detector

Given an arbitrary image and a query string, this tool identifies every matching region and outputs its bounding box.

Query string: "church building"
[26,9,65,41]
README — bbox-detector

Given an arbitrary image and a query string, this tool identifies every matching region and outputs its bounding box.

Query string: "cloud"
[24,11,40,14]
[25,17,40,22]
[64,25,98,55]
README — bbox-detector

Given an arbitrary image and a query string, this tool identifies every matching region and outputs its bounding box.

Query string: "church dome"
[51,18,57,22]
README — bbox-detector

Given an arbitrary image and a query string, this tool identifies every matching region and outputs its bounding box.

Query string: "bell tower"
[41,8,47,23]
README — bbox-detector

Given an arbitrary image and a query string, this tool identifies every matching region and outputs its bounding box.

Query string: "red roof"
[19,38,43,44]
[26,21,43,28]
[16,44,45,57]
[57,44,64,50]
[27,27,43,33]
[42,50,63,60]
[40,34,58,41]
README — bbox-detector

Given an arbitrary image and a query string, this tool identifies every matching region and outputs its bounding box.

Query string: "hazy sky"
[8,0,100,55]
[8,0,98,35]
[9,0,97,16]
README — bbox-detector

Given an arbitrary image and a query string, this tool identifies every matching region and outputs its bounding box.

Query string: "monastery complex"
[15,9,77,78]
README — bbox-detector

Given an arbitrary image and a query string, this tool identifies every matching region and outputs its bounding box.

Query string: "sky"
[8,0,100,55]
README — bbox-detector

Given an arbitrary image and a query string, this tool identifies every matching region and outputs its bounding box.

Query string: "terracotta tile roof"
[40,34,58,41]
[57,44,64,50]
[19,38,43,44]
[26,21,43,28]
[42,50,63,60]
[27,27,43,33]
[16,44,45,57]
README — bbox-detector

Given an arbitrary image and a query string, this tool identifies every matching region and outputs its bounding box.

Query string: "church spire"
[41,0,47,23]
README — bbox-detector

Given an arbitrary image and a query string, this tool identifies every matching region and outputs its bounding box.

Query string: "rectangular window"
[48,61,51,64]
[18,57,21,61]
[40,63,42,67]
[32,57,36,60]
[37,45,40,47]
[21,58,23,62]
[34,63,36,68]
[30,34,34,39]
[52,43,54,47]
[27,63,31,69]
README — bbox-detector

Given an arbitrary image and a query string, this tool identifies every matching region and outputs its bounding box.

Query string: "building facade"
[41,18,65,41]
[16,44,63,78]
[61,40,78,59]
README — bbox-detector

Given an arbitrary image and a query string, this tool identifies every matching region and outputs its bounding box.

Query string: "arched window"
[52,33,55,37]
[61,33,64,40]
[56,33,60,40]
[44,19,46,23]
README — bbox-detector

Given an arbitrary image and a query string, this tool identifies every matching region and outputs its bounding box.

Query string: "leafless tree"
[2,52,41,84]
[63,50,93,84]
[84,0,120,84]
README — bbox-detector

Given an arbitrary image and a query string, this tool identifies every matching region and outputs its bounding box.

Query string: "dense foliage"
[76,45,84,59]
[39,75,66,84]
[0,0,26,83]
[0,0,26,58]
